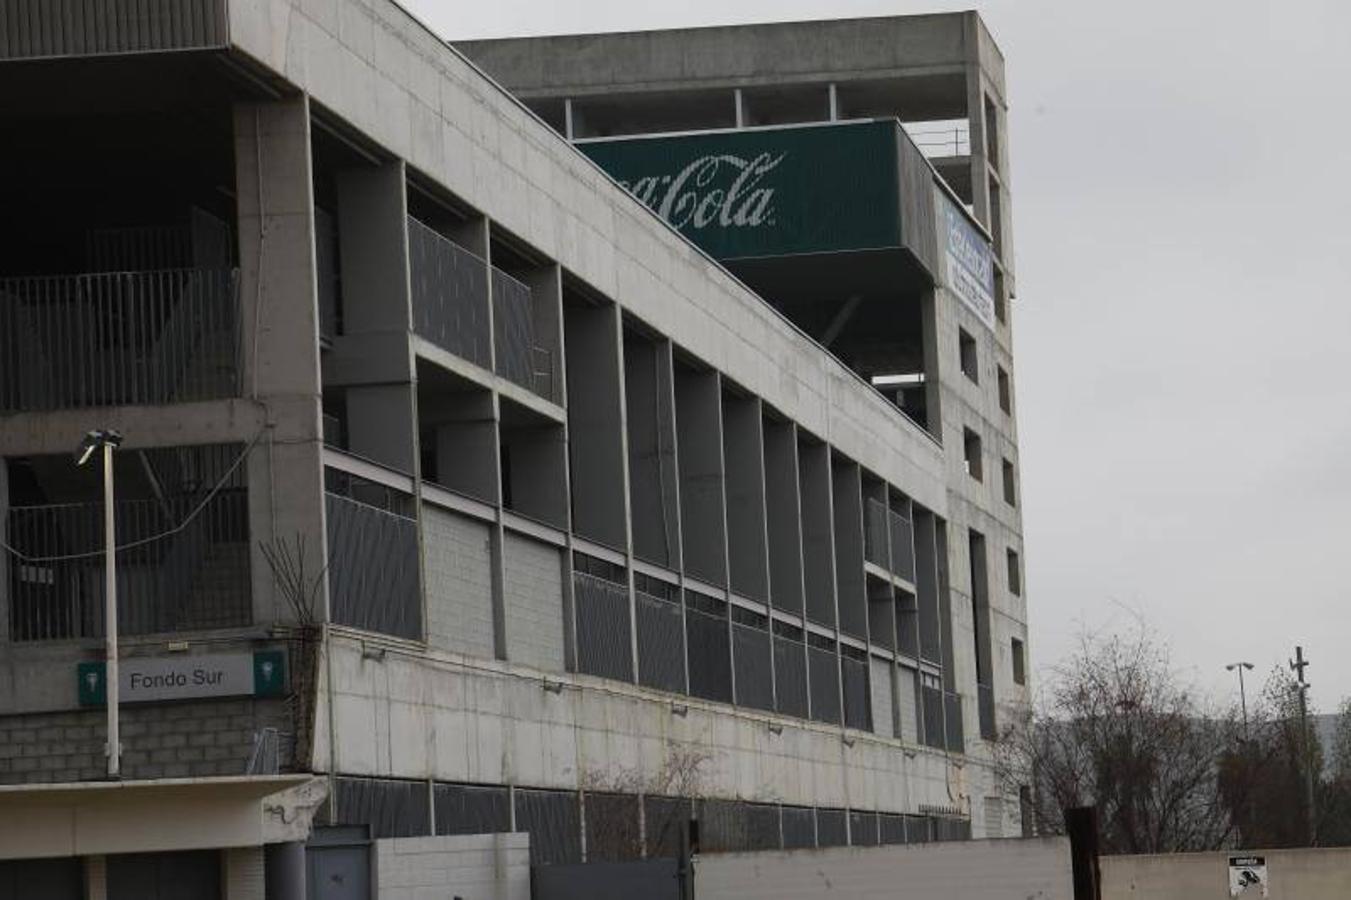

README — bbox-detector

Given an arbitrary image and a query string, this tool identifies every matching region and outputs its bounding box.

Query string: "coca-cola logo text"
[617,152,786,231]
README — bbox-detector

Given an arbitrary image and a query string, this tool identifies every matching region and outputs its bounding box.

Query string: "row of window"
[326,775,972,866]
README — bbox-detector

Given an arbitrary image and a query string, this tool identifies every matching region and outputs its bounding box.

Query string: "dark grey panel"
[325,493,421,640]
[515,789,582,866]
[0,857,82,900]
[534,859,679,900]
[108,850,220,900]
[433,783,511,836]
[636,589,686,693]
[840,650,872,732]
[333,777,431,839]
[815,808,847,848]
[685,596,732,704]
[0,0,227,60]
[772,632,808,719]
[849,810,879,846]
[585,792,642,861]
[575,572,634,682]
[643,795,692,859]
[732,619,774,713]
[807,641,840,725]
[781,806,815,849]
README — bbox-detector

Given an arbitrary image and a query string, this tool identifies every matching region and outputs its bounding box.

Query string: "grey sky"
[405,0,1351,709]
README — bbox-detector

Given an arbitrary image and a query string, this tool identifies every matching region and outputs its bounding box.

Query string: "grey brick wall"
[0,697,291,784]
[422,506,496,659]
[502,532,565,672]
[897,666,918,743]
[870,657,895,739]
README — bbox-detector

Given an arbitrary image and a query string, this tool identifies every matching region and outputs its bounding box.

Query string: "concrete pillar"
[224,846,266,900]
[265,841,307,900]
[0,461,9,643]
[233,97,329,628]
[84,855,107,900]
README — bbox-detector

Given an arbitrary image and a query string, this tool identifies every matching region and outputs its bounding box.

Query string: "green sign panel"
[579,121,903,260]
[78,650,287,706]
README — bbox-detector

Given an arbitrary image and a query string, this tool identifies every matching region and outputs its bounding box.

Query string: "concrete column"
[0,461,9,644]
[224,846,266,900]
[233,97,329,628]
[335,162,418,474]
[265,841,307,900]
[84,855,107,900]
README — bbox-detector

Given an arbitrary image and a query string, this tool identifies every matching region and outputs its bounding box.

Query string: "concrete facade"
[0,0,1031,893]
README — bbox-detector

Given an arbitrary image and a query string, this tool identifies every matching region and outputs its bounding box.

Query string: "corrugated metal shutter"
[0,0,227,59]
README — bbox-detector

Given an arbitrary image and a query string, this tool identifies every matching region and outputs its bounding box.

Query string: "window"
[963,428,983,481]
[959,328,979,383]
[994,270,1007,324]
[1007,548,1021,596]
[997,365,1011,414]
[1011,637,1026,686]
[1002,458,1017,506]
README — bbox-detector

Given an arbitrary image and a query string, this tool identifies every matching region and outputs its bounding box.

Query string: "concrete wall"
[694,836,1072,899]
[314,635,965,817]
[375,833,530,900]
[1102,847,1351,900]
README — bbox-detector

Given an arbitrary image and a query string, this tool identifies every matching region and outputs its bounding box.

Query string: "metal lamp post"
[1226,661,1254,740]
[77,428,124,778]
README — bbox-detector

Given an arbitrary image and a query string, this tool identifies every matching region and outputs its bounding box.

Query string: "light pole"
[77,428,123,778]
[1226,661,1254,741]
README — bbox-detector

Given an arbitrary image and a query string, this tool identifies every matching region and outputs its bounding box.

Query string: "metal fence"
[574,570,633,682]
[491,266,552,400]
[863,499,888,568]
[685,593,732,705]
[408,216,491,368]
[889,509,915,582]
[772,626,809,719]
[807,637,841,725]
[0,268,240,412]
[636,583,686,694]
[7,488,250,641]
[731,608,774,713]
[325,492,420,640]
[840,646,872,732]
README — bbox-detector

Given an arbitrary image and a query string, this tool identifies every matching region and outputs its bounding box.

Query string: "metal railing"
[0,268,240,413]
[491,267,555,401]
[902,121,971,159]
[408,216,491,369]
[863,499,888,568]
[6,489,250,641]
[888,509,915,582]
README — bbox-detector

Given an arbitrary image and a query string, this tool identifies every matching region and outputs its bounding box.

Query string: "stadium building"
[0,2,1028,897]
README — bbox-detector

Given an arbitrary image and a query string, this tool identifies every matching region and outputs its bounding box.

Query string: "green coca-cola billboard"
[578,121,903,261]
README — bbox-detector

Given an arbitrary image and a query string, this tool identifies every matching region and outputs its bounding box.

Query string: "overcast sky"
[405,0,1351,710]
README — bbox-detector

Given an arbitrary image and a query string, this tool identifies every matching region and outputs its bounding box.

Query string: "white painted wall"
[695,837,1072,900]
[376,833,530,900]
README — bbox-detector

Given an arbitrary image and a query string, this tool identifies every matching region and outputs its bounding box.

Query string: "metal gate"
[307,827,372,900]
[533,858,683,900]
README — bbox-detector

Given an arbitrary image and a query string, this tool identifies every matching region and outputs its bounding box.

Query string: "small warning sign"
[1228,855,1268,897]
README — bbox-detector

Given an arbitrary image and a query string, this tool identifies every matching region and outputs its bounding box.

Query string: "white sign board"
[78,651,286,705]
[1228,855,1268,897]
[941,198,997,331]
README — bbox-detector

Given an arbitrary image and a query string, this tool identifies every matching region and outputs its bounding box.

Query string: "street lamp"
[1226,661,1254,741]
[76,429,123,778]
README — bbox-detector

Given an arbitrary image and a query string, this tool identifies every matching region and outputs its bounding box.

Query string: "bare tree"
[997,626,1245,853]
[580,741,712,860]
[260,533,326,772]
